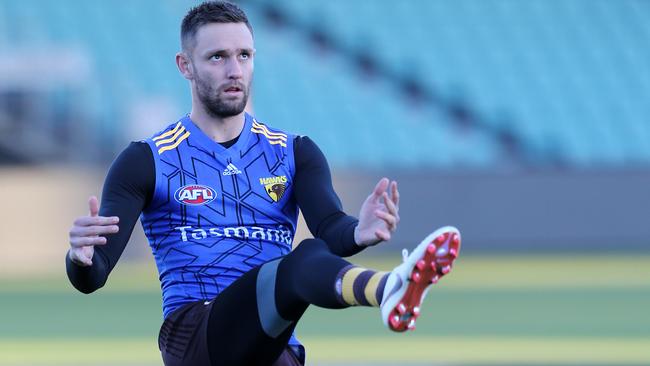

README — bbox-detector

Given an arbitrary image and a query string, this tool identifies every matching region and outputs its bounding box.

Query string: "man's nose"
[226,58,243,79]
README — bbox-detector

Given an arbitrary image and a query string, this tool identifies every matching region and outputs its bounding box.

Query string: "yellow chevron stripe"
[251,127,287,142]
[251,126,287,141]
[341,267,366,306]
[157,131,190,154]
[252,122,287,139]
[251,129,287,147]
[152,122,182,141]
[267,139,287,147]
[154,126,186,147]
[364,271,388,307]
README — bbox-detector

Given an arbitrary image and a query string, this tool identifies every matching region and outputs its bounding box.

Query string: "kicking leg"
[273,238,390,320]
[204,226,461,365]
[266,225,461,332]
[205,238,387,365]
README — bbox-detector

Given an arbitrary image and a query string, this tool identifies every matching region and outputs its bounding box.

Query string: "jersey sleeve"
[66,142,154,293]
[292,136,364,257]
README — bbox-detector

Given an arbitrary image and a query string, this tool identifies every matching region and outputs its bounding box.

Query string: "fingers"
[357,178,401,245]
[380,181,400,225]
[370,177,390,203]
[69,236,107,248]
[370,178,399,207]
[73,216,119,227]
[375,209,398,231]
[382,192,400,221]
[390,181,400,207]
[75,257,93,267]
[69,211,119,250]
[69,249,93,266]
[375,229,391,242]
[69,224,119,238]
[88,196,99,217]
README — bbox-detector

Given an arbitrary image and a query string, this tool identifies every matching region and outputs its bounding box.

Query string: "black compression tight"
[205,239,352,365]
[275,238,353,320]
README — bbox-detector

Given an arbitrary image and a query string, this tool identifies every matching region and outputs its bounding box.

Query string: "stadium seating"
[1,0,648,167]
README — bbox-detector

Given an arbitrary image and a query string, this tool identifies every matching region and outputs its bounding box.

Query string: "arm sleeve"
[66,142,154,293]
[293,136,364,257]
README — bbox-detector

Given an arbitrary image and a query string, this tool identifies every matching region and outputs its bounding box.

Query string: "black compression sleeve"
[293,136,363,257]
[66,142,154,293]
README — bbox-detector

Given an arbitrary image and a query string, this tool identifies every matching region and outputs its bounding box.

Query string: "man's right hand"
[68,196,119,267]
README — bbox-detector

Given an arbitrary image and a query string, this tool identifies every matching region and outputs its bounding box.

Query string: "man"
[66,2,461,365]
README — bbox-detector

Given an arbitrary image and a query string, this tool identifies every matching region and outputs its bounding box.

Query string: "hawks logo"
[259,175,287,202]
[174,184,216,206]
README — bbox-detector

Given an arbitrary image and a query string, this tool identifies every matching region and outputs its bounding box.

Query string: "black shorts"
[158,266,305,366]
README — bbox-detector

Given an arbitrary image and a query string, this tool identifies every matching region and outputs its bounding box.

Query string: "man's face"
[188,22,254,118]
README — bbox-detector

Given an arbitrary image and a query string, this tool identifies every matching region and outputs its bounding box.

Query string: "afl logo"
[174,185,216,206]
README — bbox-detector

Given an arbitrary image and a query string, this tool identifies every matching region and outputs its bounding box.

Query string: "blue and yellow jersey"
[141,113,299,325]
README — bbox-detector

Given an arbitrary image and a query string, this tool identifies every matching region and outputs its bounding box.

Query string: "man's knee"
[290,238,330,258]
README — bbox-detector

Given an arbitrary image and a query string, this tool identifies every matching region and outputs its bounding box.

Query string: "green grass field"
[1,255,649,365]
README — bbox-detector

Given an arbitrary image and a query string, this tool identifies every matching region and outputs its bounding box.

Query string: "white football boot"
[380,226,461,332]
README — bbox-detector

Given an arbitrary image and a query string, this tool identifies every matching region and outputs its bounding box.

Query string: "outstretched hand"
[68,196,119,266]
[354,178,400,247]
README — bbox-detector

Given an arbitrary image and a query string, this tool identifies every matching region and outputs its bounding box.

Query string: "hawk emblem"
[259,175,289,203]
[265,183,286,202]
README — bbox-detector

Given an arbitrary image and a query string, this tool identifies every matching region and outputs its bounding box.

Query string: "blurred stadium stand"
[249,0,650,168]
[1,1,649,256]
[1,0,649,167]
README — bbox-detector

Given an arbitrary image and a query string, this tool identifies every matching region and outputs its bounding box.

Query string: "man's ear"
[176,52,194,80]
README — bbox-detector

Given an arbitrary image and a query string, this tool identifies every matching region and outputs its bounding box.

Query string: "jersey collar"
[181,113,253,159]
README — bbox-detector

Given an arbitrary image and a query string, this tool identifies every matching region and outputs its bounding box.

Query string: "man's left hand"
[354,177,400,246]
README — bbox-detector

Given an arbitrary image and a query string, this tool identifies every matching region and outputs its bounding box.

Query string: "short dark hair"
[181,1,253,52]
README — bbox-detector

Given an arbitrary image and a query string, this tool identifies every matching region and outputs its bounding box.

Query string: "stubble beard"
[196,75,250,118]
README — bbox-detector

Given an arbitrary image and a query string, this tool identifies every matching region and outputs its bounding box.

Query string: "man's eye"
[211,55,222,61]
[240,53,250,60]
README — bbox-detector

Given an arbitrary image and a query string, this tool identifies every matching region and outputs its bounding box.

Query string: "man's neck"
[189,107,246,143]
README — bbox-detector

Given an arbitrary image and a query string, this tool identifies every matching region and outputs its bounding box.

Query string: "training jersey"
[140,113,299,322]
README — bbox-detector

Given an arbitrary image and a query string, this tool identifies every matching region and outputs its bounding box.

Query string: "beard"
[195,74,250,118]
